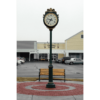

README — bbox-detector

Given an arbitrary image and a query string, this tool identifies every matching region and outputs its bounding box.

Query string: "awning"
[30,50,39,54]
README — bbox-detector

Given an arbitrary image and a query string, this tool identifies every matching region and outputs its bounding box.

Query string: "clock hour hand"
[50,18,53,22]
[48,20,51,24]
[48,18,53,24]
[49,18,53,24]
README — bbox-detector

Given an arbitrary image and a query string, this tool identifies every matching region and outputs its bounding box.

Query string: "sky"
[17,0,83,42]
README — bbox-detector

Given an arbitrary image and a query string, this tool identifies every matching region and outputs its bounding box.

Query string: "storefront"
[17,41,37,61]
[17,31,83,61]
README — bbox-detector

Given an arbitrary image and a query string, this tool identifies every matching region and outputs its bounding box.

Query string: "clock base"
[46,82,55,88]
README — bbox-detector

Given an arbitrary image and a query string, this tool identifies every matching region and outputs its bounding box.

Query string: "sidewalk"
[17,80,83,100]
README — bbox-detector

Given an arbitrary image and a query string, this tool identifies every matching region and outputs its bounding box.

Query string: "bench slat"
[40,72,64,76]
[40,69,64,72]
[40,72,49,75]
[53,73,64,76]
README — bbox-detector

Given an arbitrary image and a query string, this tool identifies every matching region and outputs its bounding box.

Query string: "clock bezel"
[43,12,59,29]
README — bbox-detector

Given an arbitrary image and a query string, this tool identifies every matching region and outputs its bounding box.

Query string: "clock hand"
[47,18,50,20]
[48,18,53,24]
[50,18,53,22]
[48,20,51,24]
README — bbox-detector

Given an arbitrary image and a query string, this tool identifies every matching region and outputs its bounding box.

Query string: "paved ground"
[17,62,83,100]
[17,62,83,79]
[17,80,83,100]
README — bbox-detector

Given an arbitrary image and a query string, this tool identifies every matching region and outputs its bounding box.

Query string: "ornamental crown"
[45,8,57,13]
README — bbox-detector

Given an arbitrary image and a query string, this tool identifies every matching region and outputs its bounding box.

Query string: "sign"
[47,45,56,48]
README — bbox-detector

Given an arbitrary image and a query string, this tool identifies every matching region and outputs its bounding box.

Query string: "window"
[81,35,83,38]
[76,59,79,61]
[39,54,47,59]
[78,59,81,61]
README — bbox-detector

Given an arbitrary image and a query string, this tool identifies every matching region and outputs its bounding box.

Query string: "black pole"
[46,29,55,88]
[49,29,53,82]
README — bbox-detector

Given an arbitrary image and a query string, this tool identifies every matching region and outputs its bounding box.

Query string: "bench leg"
[39,75,40,81]
[39,69,40,82]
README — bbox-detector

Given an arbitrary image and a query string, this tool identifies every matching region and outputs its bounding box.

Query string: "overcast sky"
[17,0,83,42]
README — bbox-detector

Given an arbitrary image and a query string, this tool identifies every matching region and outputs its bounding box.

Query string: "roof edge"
[65,30,83,41]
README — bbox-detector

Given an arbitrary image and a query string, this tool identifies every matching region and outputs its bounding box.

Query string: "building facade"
[65,30,83,59]
[17,30,83,61]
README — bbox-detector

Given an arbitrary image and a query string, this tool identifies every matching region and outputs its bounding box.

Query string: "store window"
[69,53,80,58]
[51,54,58,61]
[39,54,47,60]
[76,54,79,58]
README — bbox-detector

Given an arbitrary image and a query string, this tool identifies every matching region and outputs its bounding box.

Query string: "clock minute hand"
[47,18,50,20]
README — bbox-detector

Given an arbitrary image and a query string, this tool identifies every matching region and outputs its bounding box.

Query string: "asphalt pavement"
[17,62,83,79]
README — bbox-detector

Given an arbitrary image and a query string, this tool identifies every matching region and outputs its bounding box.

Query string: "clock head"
[44,13,57,27]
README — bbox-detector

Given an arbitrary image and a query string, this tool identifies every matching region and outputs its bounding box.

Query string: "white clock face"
[44,13,57,26]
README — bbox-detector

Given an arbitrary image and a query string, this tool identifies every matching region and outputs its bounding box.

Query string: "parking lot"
[17,62,83,79]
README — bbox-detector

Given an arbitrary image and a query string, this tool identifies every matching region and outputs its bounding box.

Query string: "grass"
[17,77,83,82]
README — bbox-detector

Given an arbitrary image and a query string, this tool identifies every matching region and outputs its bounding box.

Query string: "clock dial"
[44,13,57,26]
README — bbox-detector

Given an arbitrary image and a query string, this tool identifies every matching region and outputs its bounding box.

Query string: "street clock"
[43,8,59,88]
[43,8,59,30]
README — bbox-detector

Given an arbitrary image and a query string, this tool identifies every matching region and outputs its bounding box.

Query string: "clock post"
[43,8,59,88]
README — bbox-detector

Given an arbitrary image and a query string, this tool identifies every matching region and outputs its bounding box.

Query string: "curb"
[17,77,83,82]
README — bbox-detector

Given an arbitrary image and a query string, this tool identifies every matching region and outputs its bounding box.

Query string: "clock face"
[44,13,57,27]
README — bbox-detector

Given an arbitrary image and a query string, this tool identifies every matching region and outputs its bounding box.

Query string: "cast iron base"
[46,82,55,88]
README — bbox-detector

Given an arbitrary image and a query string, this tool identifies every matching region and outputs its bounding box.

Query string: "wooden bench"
[39,69,65,82]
